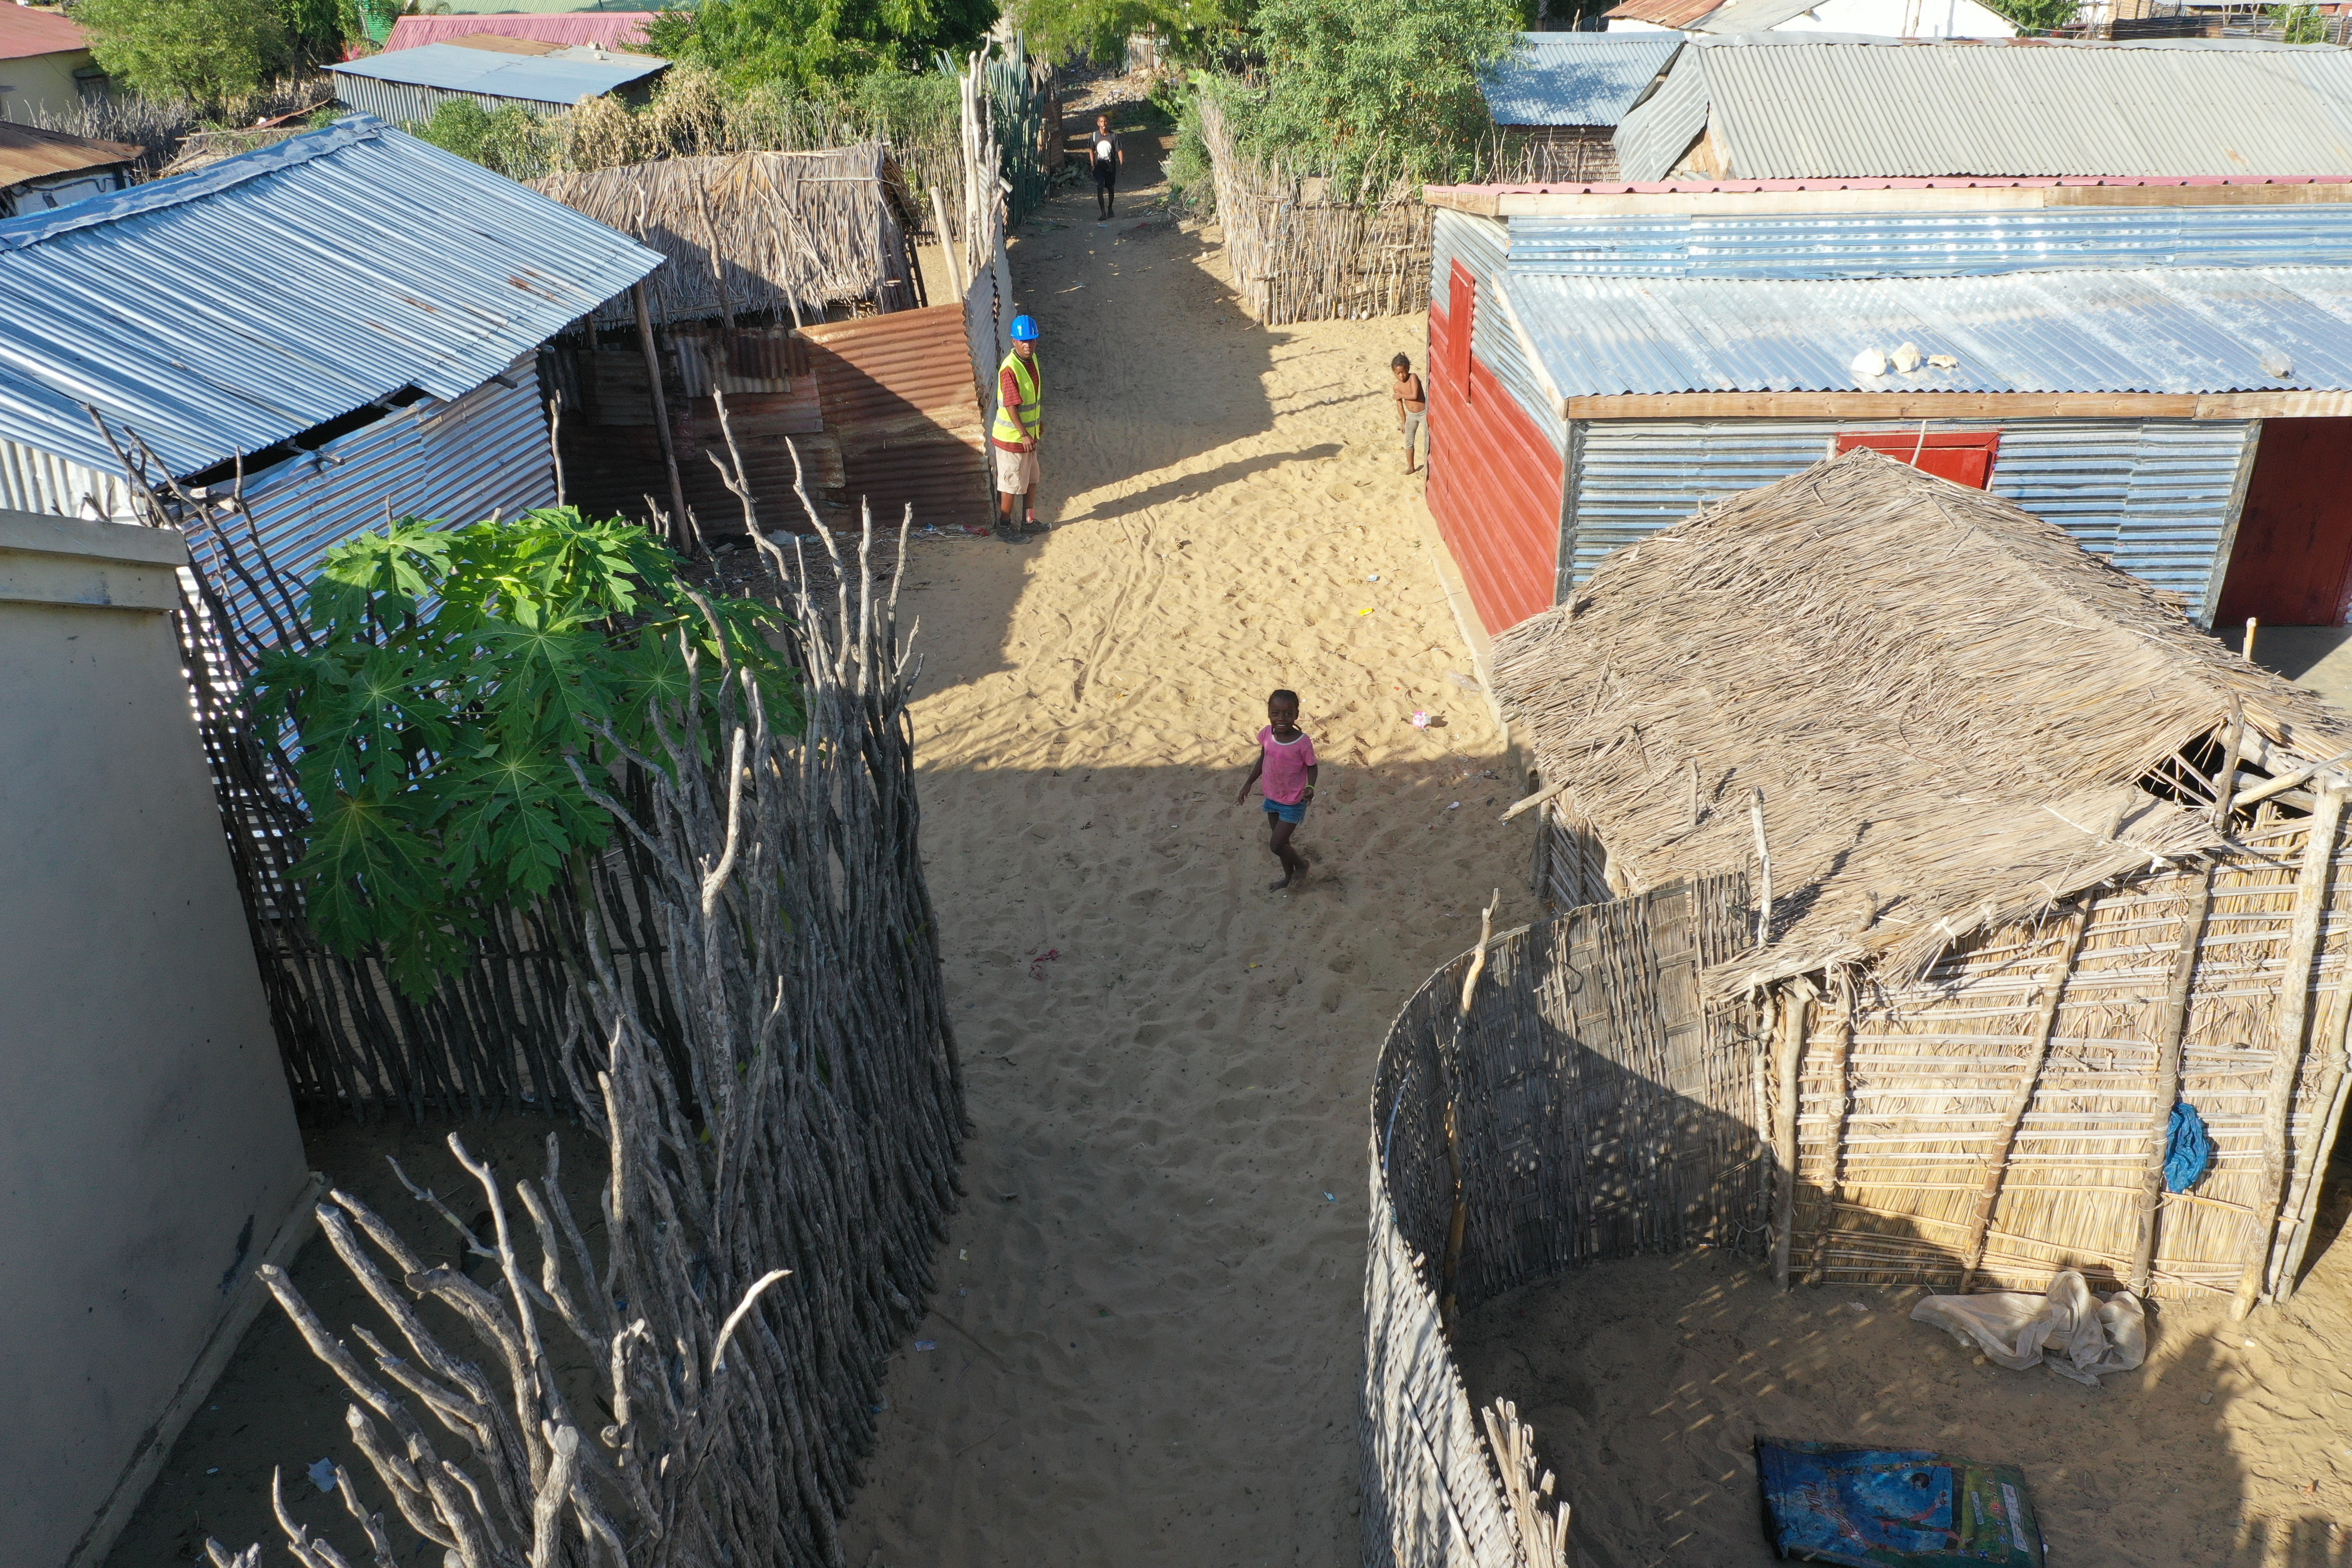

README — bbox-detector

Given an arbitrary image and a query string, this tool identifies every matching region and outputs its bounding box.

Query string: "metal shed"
[1418,178,2352,637]
[327,40,669,120]
[0,113,662,645]
[0,121,134,217]
[1480,33,1684,182]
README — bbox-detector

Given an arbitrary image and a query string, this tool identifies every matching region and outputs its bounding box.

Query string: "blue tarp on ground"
[1756,1439,2045,1568]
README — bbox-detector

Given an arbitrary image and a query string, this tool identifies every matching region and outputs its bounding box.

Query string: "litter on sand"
[307,1458,338,1494]
[1410,711,1430,728]
[1910,1268,2145,1386]
[1757,1438,2044,1568]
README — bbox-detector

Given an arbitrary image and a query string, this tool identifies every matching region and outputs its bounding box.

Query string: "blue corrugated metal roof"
[1510,265,2352,396]
[328,41,667,106]
[1506,203,2352,277]
[0,115,662,478]
[1483,32,1684,127]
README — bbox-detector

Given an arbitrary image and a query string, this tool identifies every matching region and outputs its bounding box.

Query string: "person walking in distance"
[1090,112,1124,222]
[992,314,1044,541]
[1391,353,1427,474]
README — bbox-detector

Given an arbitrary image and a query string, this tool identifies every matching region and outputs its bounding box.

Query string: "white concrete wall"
[0,509,311,1568]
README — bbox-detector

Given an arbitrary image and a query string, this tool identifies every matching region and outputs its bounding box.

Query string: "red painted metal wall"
[1426,274,1567,637]
[2214,417,2352,627]
[1834,429,1999,488]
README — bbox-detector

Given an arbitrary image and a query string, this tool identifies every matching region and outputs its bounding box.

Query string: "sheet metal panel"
[1613,50,1712,181]
[384,14,655,50]
[1428,285,1568,637]
[328,75,580,121]
[0,116,662,480]
[1482,33,1683,127]
[1511,266,2352,395]
[1506,204,2352,278]
[202,368,554,650]
[1438,210,1566,451]
[798,305,989,530]
[1568,416,2251,616]
[328,42,666,106]
[1696,40,2352,179]
[0,439,131,519]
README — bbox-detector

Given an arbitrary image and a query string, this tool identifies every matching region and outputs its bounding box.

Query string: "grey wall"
[0,509,310,1567]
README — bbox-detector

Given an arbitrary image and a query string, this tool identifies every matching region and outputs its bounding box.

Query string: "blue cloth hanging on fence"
[2164,1101,2213,1193]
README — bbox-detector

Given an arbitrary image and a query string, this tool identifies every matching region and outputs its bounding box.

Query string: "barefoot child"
[1234,689,1318,890]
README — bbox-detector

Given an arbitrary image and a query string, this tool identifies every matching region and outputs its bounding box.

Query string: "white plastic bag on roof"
[1910,1269,2147,1387]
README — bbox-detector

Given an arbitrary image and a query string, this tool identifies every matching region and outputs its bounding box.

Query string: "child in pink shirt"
[1233,688,1319,891]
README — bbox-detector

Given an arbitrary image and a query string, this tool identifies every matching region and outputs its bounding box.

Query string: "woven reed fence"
[1196,97,1434,325]
[1788,810,2352,1306]
[1365,875,1758,1568]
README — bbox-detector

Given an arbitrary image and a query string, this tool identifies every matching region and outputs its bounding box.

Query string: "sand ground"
[836,149,1543,1565]
[104,129,1541,1565]
[1455,1170,2352,1568]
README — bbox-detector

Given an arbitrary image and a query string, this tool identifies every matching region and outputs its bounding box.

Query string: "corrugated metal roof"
[1632,39,2352,181]
[328,41,667,106]
[1433,174,2352,195]
[383,13,655,51]
[1689,0,1816,32]
[1513,265,2352,395]
[0,5,85,61]
[0,114,662,478]
[1613,47,1714,181]
[1482,33,1684,127]
[0,123,136,187]
[1505,201,2352,275]
[1608,0,1727,29]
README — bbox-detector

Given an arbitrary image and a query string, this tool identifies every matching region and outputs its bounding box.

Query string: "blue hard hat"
[1009,314,1039,341]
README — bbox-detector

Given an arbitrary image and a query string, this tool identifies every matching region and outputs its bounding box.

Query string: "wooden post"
[2235,785,2346,1318]
[2275,982,2352,1301]
[1440,892,1499,1325]
[1770,985,1811,1290]
[2245,616,2260,668]
[931,185,967,301]
[631,282,690,551]
[1802,970,1854,1288]
[1957,903,2092,1292]
[2129,864,2216,1295]
[1751,788,1773,946]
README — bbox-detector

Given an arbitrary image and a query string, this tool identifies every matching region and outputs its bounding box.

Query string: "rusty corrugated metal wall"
[799,304,990,529]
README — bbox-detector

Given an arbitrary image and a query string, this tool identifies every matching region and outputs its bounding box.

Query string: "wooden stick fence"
[214,492,963,1566]
[1196,97,1435,326]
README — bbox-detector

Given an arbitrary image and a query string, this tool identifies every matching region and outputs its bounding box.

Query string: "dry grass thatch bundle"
[531,142,920,329]
[1491,449,2352,1306]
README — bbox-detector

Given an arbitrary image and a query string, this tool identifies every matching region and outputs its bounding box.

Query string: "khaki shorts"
[993,443,1038,495]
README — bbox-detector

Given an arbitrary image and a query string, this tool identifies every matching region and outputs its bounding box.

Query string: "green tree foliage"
[1245,0,1524,188]
[1978,0,2079,29]
[78,0,291,107]
[408,97,553,180]
[1010,0,1241,66]
[252,509,799,995]
[643,0,995,92]
[2269,2,2331,40]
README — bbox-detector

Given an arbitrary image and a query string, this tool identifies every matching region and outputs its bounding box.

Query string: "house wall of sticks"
[1533,787,2352,1316]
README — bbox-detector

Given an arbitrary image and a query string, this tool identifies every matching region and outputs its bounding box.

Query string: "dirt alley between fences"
[833,145,1543,1563]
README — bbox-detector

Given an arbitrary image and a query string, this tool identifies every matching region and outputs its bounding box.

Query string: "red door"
[1836,430,1999,488]
[2214,419,2352,627]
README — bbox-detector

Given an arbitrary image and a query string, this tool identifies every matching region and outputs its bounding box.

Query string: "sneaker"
[992,522,1021,543]
[1023,514,1047,535]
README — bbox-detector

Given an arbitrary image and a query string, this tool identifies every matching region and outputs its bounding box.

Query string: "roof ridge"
[0,115,385,253]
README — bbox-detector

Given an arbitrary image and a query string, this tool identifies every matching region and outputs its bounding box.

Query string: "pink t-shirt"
[1257,726,1317,805]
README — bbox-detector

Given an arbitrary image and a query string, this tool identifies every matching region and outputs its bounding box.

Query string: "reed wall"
[1196,98,1434,326]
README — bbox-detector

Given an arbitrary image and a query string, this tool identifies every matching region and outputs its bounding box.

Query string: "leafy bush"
[2270,1,2331,40]
[1979,0,2079,28]
[78,0,291,108]
[1246,0,1523,190]
[252,509,798,995]
[1163,81,1217,216]
[407,97,555,180]
[849,66,961,146]
[643,0,994,93]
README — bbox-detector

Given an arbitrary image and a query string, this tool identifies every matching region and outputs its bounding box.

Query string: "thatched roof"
[1491,448,2352,989]
[531,143,917,329]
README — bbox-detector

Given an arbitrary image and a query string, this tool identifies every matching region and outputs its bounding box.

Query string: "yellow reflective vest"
[991,350,1041,447]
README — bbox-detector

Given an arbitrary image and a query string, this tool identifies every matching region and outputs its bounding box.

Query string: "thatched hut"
[532,144,992,533]
[1489,448,2352,1311]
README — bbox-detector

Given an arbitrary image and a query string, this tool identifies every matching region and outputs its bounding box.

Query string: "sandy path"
[838,166,1540,1562]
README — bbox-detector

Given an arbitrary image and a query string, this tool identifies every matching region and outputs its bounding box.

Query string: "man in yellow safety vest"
[992,313,1042,542]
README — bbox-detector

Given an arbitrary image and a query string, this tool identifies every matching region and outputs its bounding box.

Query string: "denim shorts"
[1263,796,1308,824]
